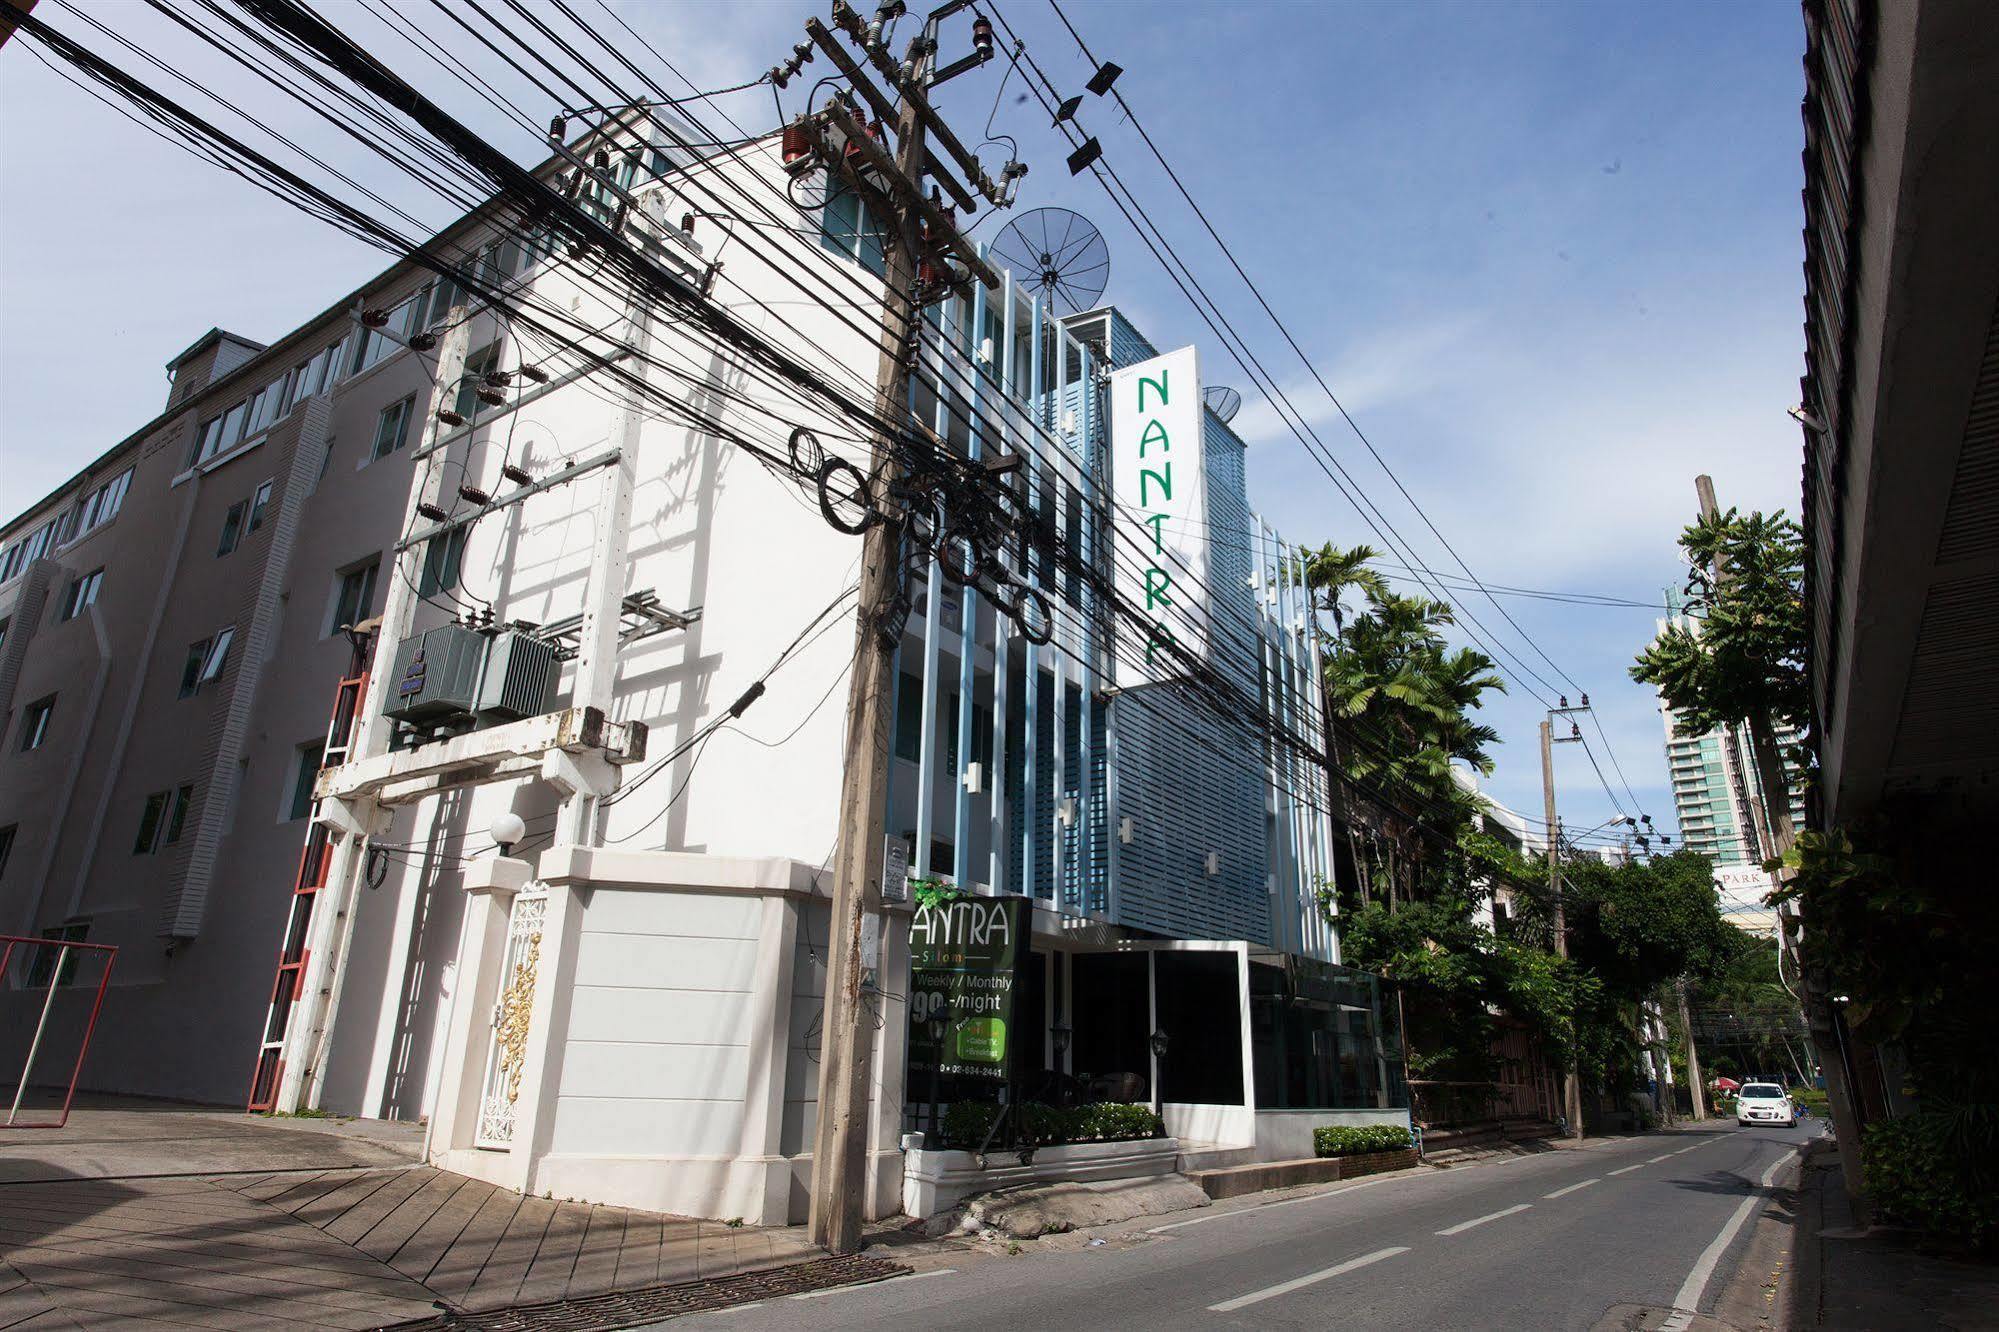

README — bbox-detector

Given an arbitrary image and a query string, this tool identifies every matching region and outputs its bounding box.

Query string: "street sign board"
[907,895,1026,1085]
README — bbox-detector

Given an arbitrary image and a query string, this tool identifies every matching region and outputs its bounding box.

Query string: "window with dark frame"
[60,568,103,622]
[134,785,194,854]
[0,824,16,880]
[179,628,235,697]
[371,395,416,461]
[331,559,380,634]
[248,480,274,532]
[419,526,468,596]
[25,921,88,988]
[216,499,247,557]
[19,695,54,751]
[287,741,326,822]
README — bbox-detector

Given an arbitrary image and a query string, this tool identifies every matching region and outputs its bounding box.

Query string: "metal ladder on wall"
[246,663,369,1111]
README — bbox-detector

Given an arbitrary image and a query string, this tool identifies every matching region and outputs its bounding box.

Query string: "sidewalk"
[0,1098,822,1329]
[1789,1136,1999,1329]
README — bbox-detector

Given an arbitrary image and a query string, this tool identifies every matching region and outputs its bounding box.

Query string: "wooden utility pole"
[806,93,925,1264]
[804,2,1003,1255]
[1678,979,1707,1120]
[1693,475,1862,1193]
[1541,718,1583,1140]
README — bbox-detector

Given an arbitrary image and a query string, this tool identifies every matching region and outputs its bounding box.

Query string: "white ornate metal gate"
[474,885,547,1148]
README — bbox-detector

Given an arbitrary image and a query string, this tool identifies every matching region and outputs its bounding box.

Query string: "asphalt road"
[647,1121,1822,1331]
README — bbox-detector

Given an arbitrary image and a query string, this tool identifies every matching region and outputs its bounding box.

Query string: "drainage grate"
[382,1255,912,1331]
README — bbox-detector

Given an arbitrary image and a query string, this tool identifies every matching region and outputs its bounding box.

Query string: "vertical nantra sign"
[1110,346,1208,684]
[908,896,1026,1085]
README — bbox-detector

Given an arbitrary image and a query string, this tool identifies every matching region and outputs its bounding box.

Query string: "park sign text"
[1110,346,1208,684]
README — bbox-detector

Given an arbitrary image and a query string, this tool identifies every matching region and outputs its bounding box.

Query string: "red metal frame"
[247,669,368,1112]
[3,934,118,1129]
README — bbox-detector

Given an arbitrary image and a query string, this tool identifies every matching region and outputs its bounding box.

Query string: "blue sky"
[0,1,1809,843]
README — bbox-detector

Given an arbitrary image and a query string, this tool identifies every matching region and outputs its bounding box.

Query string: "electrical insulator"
[501,464,533,486]
[519,365,550,384]
[681,212,696,234]
[548,114,567,141]
[971,14,993,58]
[1580,692,1590,707]
[593,149,610,173]
[476,385,507,408]
[437,408,467,427]
[484,369,513,387]
[458,484,491,506]
[415,502,449,522]
[781,122,811,164]
[361,308,389,328]
[409,332,438,353]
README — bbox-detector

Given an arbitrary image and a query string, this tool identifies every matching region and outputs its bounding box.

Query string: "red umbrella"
[1712,1077,1740,1091]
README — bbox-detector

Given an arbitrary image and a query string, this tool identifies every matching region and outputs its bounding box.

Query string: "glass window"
[287,741,326,822]
[2,519,56,580]
[216,500,247,557]
[133,790,169,854]
[371,395,416,461]
[218,400,249,453]
[454,344,498,418]
[820,185,887,277]
[199,627,235,685]
[19,695,55,751]
[179,639,209,698]
[25,921,88,987]
[248,480,274,532]
[419,526,468,596]
[192,415,225,467]
[165,783,193,843]
[60,569,103,621]
[0,617,9,652]
[331,559,379,633]
[0,823,15,880]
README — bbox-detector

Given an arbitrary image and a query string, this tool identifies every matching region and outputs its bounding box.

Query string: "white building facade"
[1,120,1405,1223]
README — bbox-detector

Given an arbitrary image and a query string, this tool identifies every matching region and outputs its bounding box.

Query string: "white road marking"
[1608,1163,1647,1176]
[1673,1144,1703,1155]
[1659,1310,1696,1332]
[1649,1154,1674,1163]
[1434,1203,1532,1236]
[791,1269,957,1300]
[1544,1178,1599,1199]
[1146,1176,1397,1232]
[1670,1149,1794,1315]
[1207,1246,1410,1312]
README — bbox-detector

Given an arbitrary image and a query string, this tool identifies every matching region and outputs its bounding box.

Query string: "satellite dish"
[1203,385,1243,424]
[987,207,1109,317]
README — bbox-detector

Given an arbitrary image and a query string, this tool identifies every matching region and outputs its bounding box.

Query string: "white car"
[1735,1083,1797,1127]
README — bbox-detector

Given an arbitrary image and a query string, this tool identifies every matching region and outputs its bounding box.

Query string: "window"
[179,628,234,697]
[133,785,193,854]
[216,500,247,556]
[26,921,89,988]
[454,343,499,418]
[65,467,132,542]
[1,519,55,582]
[60,569,103,622]
[0,617,9,652]
[419,527,468,596]
[19,695,54,751]
[821,185,888,277]
[355,294,420,374]
[0,824,15,880]
[371,395,416,461]
[330,559,379,634]
[248,480,274,532]
[287,741,326,822]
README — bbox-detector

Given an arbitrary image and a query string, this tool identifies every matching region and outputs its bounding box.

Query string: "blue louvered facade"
[885,283,1336,960]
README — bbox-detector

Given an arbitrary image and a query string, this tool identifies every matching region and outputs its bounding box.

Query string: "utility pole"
[1693,475,1862,1191]
[802,0,1006,1255]
[1678,979,1706,1120]
[1540,717,1583,1140]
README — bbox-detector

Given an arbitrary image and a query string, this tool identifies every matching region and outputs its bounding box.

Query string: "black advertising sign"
[908,895,1026,1084]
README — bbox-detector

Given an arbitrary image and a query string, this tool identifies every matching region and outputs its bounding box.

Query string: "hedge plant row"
[940,1100,1164,1149]
[1313,1124,1414,1158]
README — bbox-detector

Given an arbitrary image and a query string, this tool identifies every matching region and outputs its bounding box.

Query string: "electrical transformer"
[384,625,558,729]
